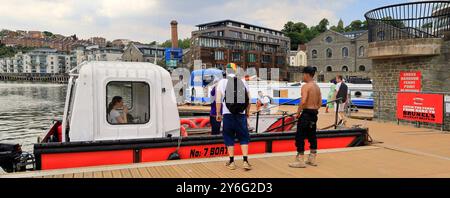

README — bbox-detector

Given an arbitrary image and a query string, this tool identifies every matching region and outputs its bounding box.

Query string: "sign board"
[399,71,421,92]
[165,48,183,62]
[397,93,444,124]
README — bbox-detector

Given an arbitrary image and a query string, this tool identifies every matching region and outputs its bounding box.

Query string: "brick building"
[190,20,290,80]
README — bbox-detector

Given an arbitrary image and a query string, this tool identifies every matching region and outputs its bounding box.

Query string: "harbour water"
[0,82,66,152]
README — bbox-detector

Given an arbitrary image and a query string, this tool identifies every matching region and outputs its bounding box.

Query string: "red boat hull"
[35,128,369,170]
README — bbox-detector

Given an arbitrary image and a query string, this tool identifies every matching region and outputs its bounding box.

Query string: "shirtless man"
[289,66,322,168]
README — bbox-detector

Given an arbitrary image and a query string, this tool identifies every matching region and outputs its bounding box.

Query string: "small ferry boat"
[188,69,373,108]
[0,62,369,173]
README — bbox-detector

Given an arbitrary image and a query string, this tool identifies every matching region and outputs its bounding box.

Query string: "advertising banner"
[397,93,444,124]
[399,71,421,92]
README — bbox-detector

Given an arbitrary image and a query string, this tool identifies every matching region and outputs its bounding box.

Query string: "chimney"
[170,20,179,48]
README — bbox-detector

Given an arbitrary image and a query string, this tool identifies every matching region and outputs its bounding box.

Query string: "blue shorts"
[222,114,250,146]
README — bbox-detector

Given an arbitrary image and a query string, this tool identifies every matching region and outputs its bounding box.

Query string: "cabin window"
[106,81,150,125]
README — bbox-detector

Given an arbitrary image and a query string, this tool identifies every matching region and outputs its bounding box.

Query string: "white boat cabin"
[62,62,180,142]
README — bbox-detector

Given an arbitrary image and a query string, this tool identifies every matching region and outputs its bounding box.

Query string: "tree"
[282,19,328,50]
[315,18,330,33]
[159,38,191,49]
[330,19,345,33]
[344,20,369,32]
[43,31,53,37]
[282,21,296,32]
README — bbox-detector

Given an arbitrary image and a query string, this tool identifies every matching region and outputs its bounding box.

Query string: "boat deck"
[3,109,449,178]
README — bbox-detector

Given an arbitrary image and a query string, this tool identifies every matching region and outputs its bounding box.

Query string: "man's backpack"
[224,76,249,114]
[336,82,348,103]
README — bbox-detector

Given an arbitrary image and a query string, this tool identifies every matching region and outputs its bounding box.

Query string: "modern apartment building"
[0,48,77,74]
[190,20,291,79]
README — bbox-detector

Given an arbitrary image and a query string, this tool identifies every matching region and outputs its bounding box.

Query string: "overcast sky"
[0,0,410,43]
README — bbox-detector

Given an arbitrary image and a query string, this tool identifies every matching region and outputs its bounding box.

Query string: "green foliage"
[159,38,191,49]
[330,19,345,33]
[283,18,370,50]
[282,18,329,50]
[0,44,35,58]
[43,31,53,37]
[381,17,405,28]
[344,20,368,32]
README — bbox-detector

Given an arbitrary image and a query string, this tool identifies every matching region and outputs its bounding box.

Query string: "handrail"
[254,97,344,133]
[252,97,301,115]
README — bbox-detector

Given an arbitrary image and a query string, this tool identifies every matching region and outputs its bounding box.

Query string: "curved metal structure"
[365,1,450,42]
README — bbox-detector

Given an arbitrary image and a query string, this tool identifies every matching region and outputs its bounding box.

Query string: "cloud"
[0,0,356,43]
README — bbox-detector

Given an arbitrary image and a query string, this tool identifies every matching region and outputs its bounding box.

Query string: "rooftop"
[134,44,166,50]
[342,30,368,39]
[196,19,285,36]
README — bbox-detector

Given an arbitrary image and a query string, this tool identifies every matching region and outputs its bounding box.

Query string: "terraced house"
[190,20,291,80]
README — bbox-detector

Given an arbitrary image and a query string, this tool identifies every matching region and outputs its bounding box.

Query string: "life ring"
[199,118,211,128]
[180,126,188,137]
[180,119,198,128]
[266,116,296,132]
[193,118,207,125]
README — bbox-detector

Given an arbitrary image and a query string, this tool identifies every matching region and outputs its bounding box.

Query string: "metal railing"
[365,1,450,42]
[253,97,344,133]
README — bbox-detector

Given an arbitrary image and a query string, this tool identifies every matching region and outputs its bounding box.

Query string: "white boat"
[187,69,373,108]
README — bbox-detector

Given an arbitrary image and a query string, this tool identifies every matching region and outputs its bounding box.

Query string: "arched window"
[342,47,349,58]
[313,66,318,71]
[326,66,333,72]
[377,31,385,41]
[359,65,366,72]
[342,66,349,72]
[312,50,317,59]
[359,46,365,57]
[326,48,332,58]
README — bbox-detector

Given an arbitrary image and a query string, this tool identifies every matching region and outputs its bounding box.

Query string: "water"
[0,82,66,152]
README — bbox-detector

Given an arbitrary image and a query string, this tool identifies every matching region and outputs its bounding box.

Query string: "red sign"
[399,71,421,92]
[397,93,444,124]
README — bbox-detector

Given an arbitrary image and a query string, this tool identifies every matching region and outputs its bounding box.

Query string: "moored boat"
[0,62,370,173]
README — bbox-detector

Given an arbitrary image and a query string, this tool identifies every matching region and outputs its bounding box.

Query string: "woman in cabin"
[325,80,337,113]
[107,96,128,124]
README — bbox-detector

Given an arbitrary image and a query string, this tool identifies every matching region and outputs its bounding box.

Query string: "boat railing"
[253,97,344,133]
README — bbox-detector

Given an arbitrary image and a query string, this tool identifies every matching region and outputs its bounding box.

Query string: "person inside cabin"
[325,80,337,113]
[107,96,129,124]
[210,79,222,135]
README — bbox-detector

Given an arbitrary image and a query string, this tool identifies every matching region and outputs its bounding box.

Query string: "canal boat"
[0,62,369,173]
[188,69,374,108]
